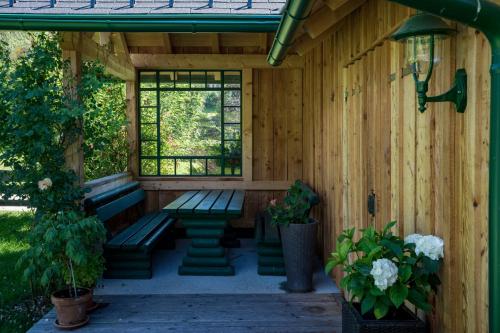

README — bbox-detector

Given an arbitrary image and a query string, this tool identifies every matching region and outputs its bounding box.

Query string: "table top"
[163,190,245,218]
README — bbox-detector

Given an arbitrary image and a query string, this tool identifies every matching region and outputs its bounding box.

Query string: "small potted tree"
[326,222,444,333]
[18,210,106,329]
[266,181,319,292]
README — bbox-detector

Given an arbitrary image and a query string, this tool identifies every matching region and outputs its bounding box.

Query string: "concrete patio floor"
[96,239,339,295]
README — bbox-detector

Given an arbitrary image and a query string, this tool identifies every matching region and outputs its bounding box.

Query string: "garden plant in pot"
[325,222,444,333]
[18,210,106,329]
[267,180,320,292]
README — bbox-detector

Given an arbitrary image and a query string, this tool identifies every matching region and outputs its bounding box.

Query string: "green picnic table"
[163,189,245,276]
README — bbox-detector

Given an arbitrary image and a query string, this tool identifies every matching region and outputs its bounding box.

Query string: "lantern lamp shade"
[392,12,455,42]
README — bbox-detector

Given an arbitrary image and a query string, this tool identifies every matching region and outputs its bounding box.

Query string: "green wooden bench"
[85,182,175,279]
[163,189,245,276]
[255,181,319,276]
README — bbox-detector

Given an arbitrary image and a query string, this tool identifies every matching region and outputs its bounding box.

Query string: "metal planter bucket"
[279,219,318,292]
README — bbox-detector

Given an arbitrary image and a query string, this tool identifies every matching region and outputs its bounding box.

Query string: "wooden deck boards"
[29,294,341,333]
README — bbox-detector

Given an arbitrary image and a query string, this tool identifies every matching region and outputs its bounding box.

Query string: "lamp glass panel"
[404,35,446,81]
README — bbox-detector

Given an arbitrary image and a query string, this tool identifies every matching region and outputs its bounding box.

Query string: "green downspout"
[0,14,281,32]
[267,0,314,66]
[386,1,500,332]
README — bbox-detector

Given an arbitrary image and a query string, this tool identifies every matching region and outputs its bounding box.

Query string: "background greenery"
[0,211,50,333]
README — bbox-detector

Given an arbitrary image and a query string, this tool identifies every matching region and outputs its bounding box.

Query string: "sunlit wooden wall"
[301,0,491,332]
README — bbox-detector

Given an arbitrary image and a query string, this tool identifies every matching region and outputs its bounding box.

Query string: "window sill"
[136,176,244,182]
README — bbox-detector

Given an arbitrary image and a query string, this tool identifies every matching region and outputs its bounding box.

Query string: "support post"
[62,43,84,186]
[488,46,500,333]
[126,79,139,178]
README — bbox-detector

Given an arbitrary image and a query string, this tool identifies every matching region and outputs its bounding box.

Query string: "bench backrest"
[84,181,140,213]
[96,188,145,223]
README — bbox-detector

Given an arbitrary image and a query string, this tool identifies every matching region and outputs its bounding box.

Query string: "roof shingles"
[0,0,286,15]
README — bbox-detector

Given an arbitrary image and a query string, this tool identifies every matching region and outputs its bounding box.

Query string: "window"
[138,70,242,177]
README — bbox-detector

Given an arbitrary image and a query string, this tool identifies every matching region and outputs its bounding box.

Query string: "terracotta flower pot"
[51,287,91,328]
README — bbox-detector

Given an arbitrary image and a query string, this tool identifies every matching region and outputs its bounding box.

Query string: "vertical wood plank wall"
[143,68,304,227]
[302,0,491,332]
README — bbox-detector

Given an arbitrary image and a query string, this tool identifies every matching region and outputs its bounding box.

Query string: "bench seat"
[85,182,176,279]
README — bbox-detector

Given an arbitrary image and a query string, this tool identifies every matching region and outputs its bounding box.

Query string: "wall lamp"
[392,12,467,113]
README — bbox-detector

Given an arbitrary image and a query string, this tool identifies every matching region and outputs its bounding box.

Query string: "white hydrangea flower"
[415,235,444,260]
[404,233,423,245]
[38,178,53,191]
[370,258,398,291]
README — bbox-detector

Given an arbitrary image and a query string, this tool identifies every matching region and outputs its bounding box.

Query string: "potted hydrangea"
[326,222,444,333]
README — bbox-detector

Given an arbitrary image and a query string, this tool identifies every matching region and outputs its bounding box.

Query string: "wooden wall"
[142,68,305,227]
[302,0,491,332]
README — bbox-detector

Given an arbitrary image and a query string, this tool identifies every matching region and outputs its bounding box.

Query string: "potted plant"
[266,181,318,292]
[18,210,106,329]
[66,245,106,312]
[325,222,444,333]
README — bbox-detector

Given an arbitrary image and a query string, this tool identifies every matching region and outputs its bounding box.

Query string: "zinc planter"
[280,219,318,292]
[341,298,427,333]
[51,287,91,329]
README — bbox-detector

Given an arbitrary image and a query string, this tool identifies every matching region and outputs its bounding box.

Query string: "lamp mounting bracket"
[416,68,467,113]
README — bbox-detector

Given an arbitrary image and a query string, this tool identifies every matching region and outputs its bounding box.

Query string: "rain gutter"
[266,0,314,66]
[0,14,282,32]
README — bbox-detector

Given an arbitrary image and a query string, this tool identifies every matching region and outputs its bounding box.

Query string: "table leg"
[178,218,235,276]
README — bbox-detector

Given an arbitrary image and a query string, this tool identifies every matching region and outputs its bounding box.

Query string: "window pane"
[159,72,175,88]
[141,159,157,175]
[140,90,157,107]
[176,72,190,88]
[207,158,221,176]
[225,158,241,176]
[141,124,157,140]
[224,107,241,123]
[224,141,241,159]
[159,91,221,156]
[140,72,157,89]
[224,124,241,140]
[191,72,206,88]
[207,71,221,88]
[224,90,241,107]
[176,159,191,176]
[191,159,207,176]
[224,71,241,88]
[160,159,175,176]
[141,141,157,156]
[140,107,156,124]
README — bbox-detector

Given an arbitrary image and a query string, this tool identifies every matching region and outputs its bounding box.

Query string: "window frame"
[137,69,243,178]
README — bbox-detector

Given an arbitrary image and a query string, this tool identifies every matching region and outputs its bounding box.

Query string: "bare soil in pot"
[51,287,91,328]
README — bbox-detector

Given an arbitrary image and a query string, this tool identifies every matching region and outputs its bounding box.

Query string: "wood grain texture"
[29,294,341,333]
[301,0,491,331]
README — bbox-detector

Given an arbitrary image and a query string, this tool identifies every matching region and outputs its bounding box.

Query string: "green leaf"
[389,283,408,308]
[373,299,390,319]
[422,257,440,273]
[361,294,376,315]
[398,265,412,282]
[383,221,397,235]
[380,239,403,256]
[370,287,385,296]
[408,288,432,312]
[325,260,338,274]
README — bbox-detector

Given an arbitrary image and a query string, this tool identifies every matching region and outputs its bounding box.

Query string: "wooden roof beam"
[162,33,173,53]
[291,20,345,56]
[210,33,220,54]
[302,0,366,39]
[130,53,304,69]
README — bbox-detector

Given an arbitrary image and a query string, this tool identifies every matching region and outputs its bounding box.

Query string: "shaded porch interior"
[18,0,495,331]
